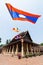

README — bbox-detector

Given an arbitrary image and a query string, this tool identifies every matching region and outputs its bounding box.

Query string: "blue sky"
[0,0,43,44]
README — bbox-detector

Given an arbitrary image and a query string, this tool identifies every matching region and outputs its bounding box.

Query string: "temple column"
[4,48,6,54]
[8,47,10,54]
[31,48,33,54]
[29,44,32,53]
[39,48,40,53]
[7,48,8,53]
[15,44,18,55]
[3,48,6,54]
[12,45,14,54]
[7,47,9,53]
[34,47,36,54]
[37,47,40,54]
[21,39,24,57]
[9,46,12,54]
[36,47,38,53]
[26,43,29,55]
[5,48,7,53]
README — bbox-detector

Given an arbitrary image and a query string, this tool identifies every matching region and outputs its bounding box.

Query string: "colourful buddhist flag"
[6,3,41,24]
[13,28,19,32]
[14,35,21,39]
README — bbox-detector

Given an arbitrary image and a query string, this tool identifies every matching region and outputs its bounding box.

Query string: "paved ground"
[0,54,43,65]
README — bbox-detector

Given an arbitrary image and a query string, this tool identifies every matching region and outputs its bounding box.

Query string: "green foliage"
[0,44,3,47]
[6,40,9,44]
[40,43,43,46]
[6,39,11,44]
[0,38,1,43]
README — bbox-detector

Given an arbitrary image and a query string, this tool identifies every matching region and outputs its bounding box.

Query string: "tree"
[6,40,9,44]
[6,39,11,44]
[40,43,43,46]
[0,44,3,47]
[0,38,1,43]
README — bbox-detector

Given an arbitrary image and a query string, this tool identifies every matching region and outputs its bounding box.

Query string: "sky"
[0,0,43,45]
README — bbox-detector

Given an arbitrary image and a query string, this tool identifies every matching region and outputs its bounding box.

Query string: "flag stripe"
[8,10,38,23]
[6,3,41,18]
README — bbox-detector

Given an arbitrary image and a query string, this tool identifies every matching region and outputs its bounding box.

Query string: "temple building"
[2,31,40,57]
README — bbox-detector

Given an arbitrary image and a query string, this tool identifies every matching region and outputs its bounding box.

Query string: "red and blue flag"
[6,3,41,24]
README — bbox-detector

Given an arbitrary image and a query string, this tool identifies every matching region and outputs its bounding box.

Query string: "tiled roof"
[10,31,32,43]
[3,31,39,47]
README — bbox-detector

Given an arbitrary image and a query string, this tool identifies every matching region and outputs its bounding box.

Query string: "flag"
[13,28,19,32]
[6,3,41,24]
